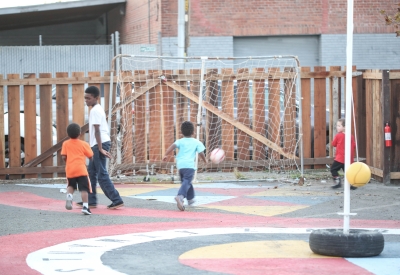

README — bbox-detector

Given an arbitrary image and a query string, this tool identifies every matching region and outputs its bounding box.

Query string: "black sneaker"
[331,177,342,189]
[350,185,357,190]
[81,206,92,215]
[107,201,124,209]
[76,202,97,208]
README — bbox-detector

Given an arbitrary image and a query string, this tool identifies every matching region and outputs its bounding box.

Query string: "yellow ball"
[346,162,371,187]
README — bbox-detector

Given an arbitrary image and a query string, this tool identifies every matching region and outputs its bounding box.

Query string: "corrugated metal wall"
[0,45,113,76]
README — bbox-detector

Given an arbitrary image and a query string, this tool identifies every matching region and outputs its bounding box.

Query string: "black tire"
[309,229,384,257]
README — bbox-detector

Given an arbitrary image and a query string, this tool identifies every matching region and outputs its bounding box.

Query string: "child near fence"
[162,121,207,211]
[330,118,357,190]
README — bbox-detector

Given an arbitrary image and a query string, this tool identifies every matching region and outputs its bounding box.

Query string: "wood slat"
[71,72,85,138]
[267,67,281,161]
[205,69,220,162]
[148,70,162,162]
[390,70,400,176]
[176,70,188,143]
[365,70,373,166]
[120,71,134,164]
[313,66,327,168]
[55,72,69,177]
[372,70,382,170]
[189,69,201,139]
[133,70,147,164]
[7,74,21,179]
[283,67,296,162]
[236,68,251,171]
[329,66,341,157]
[252,68,266,170]
[221,68,235,171]
[162,70,175,162]
[0,74,4,179]
[39,73,54,178]
[0,166,66,175]
[301,67,311,169]
[23,73,37,178]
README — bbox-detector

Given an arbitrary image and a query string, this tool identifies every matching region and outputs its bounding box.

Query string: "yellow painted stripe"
[202,205,309,216]
[98,187,172,196]
[180,240,333,259]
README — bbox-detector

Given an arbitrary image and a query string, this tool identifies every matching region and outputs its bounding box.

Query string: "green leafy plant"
[380,3,400,36]
[233,167,246,180]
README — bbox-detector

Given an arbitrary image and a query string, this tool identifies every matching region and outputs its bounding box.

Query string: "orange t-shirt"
[61,139,93,178]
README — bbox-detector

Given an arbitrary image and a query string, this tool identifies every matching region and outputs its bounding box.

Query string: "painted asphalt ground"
[0,180,400,275]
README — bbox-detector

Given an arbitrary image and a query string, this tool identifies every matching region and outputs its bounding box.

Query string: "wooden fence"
[0,67,399,184]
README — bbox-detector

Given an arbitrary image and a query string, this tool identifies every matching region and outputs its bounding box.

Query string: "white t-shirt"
[89,104,111,147]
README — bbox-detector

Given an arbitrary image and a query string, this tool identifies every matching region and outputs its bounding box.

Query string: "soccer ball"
[209,148,225,164]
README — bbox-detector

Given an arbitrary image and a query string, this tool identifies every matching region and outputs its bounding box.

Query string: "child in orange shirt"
[61,123,94,215]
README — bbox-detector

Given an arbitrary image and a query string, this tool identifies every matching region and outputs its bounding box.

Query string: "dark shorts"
[67,176,91,193]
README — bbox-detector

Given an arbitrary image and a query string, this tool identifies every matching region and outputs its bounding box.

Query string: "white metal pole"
[177,0,185,57]
[343,0,354,234]
[193,57,207,183]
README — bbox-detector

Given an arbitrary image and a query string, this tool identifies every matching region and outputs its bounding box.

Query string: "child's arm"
[162,143,177,161]
[332,134,338,147]
[198,152,208,163]
[61,155,67,163]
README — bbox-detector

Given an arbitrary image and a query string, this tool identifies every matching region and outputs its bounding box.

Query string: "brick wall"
[109,0,162,44]
[116,0,398,50]
[161,0,397,37]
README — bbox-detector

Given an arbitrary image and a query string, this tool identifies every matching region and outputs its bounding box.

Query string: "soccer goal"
[107,55,302,179]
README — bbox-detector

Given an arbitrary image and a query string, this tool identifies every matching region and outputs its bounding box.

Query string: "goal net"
[108,55,302,179]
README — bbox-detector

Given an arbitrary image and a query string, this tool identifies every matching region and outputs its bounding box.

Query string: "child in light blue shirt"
[163,121,207,211]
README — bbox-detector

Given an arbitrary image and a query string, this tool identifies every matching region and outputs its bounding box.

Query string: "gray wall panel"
[233,36,320,67]
[0,45,112,76]
[320,34,400,69]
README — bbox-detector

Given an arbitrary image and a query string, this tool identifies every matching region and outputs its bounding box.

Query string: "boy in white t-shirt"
[82,86,124,209]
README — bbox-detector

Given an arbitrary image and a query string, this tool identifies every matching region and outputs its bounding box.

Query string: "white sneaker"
[188,199,196,206]
[65,195,73,210]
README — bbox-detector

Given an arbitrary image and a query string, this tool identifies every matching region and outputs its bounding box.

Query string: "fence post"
[382,70,391,185]
[0,74,4,179]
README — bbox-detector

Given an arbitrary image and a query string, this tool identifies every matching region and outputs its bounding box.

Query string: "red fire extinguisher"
[385,122,392,147]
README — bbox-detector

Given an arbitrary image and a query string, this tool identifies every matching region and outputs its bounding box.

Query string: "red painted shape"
[180,258,374,275]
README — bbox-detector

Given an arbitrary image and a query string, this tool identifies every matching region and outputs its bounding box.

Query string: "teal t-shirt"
[174,137,205,170]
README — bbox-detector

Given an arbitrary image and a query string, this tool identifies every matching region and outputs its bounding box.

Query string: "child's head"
[67,123,81,139]
[84,86,100,107]
[336,118,345,133]
[181,121,194,137]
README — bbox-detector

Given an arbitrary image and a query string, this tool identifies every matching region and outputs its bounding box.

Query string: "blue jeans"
[178,168,195,200]
[88,141,123,205]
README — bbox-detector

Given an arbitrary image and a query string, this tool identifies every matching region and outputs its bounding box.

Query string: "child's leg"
[330,161,344,188]
[187,183,195,201]
[67,186,75,196]
[177,169,195,198]
[81,191,88,204]
[65,180,76,210]
[330,161,342,178]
